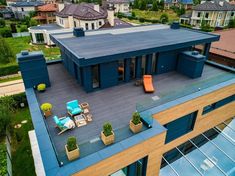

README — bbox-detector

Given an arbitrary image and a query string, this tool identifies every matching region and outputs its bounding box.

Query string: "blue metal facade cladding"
[177,51,206,78]
[17,51,50,88]
[50,27,220,92]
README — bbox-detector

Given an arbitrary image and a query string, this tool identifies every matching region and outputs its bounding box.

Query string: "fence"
[6,130,12,176]
[12,32,30,38]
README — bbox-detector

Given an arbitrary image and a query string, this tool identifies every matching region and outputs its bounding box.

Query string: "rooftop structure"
[10,1,44,19]
[11,1,44,7]
[56,3,107,20]
[164,0,193,10]
[17,24,235,176]
[207,29,235,67]
[187,0,235,28]
[194,0,235,11]
[33,3,58,24]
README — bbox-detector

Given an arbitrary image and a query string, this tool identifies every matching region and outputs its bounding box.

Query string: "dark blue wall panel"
[157,51,178,74]
[17,51,50,88]
[100,61,118,89]
[145,54,153,74]
[124,58,131,82]
[135,56,142,78]
[82,66,92,92]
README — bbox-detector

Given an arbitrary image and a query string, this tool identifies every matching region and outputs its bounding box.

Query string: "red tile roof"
[210,29,235,60]
[37,3,57,12]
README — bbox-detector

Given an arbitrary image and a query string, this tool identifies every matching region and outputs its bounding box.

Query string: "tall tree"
[0,37,14,63]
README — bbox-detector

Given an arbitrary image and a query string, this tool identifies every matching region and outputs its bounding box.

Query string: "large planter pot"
[129,120,143,133]
[65,144,80,161]
[43,110,52,118]
[101,131,115,145]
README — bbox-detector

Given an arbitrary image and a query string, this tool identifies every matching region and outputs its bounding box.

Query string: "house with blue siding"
[17,24,235,176]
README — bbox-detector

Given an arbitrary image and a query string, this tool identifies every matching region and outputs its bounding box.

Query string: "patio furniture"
[83,108,93,122]
[80,102,90,110]
[67,100,83,116]
[53,116,75,135]
[74,114,87,127]
[135,79,143,86]
[143,75,155,93]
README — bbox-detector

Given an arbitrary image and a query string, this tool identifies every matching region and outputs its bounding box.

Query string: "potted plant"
[65,136,79,161]
[101,122,115,145]
[130,112,143,133]
[40,103,52,117]
[37,83,46,92]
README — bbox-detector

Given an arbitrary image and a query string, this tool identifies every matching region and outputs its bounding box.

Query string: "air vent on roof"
[73,28,85,37]
[171,21,180,29]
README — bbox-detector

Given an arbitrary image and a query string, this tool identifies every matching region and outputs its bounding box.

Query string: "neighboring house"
[105,0,130,13]
[56,3,114,30]
[33,3,58,24]
[164,0,193,10]
[11,1,44,19]
[189,0,235,27]
[29,3,131,45]
[0,7,14,19]
[209,29,235,67]
[29,24,73,45]
[17,24,235,176]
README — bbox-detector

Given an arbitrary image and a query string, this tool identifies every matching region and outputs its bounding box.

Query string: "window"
[21,8,24,12]
[197,12,201,18]
[164,111,197,143]
[74,21,76,27]
[218,12,222,19]
[202,95,234,115]
[118,60,125,82]
[231,12,234,17]
[35,33,44,43]
[92,65,100,89]
[85,23,88,30]
[99,21,102,26]
[91,23,95,30]
[60,19,63,25]
[205,12,209,18]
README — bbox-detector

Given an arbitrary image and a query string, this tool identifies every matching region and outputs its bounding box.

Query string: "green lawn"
[5,36,61,60]
[10,108,36,176]
[132,9,179,22]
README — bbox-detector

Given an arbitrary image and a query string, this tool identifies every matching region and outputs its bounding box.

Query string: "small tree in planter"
[40,103,52,118]
[101,122,115,145]
[130,112,143,133]
[37,83,46,92]
[65,136,79,161]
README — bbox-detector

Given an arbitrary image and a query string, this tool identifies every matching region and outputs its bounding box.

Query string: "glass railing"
[137,71,235,113]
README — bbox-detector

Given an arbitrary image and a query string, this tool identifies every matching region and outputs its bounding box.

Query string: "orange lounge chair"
[143,75,155,93]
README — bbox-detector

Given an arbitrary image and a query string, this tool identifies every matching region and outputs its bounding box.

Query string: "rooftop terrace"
[36,62,235,165]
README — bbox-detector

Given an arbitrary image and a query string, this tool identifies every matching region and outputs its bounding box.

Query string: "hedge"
[0,64,19,77]
[0,27,12,38]
[0,92,28,109]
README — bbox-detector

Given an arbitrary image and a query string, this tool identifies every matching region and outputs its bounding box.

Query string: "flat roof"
[210,29,235,60]
[30,24,63,31]
[50,25,220,63]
